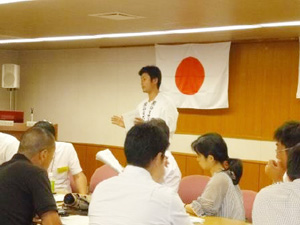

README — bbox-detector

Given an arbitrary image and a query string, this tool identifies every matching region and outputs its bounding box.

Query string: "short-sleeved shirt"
[47,141,83,192]
[0,154,57,225]
[89,165,192,225]
[0,132,19,165]
[252,179,300,225]
[191,171,245,220]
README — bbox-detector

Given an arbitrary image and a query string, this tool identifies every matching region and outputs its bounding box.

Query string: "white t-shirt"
[0,132,19,165]
[137,92,178,136]
[89,165,192,225]
[163,150,182,192]
[47,141,82,192]
[252,179,300,225]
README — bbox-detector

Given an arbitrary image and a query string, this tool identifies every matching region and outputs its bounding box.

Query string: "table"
[201,216,251,225]
[59,215,251,225]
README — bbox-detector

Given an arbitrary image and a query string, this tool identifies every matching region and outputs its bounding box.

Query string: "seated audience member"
[185,133,245,221]
[33,121,87,194]
[89,123,192,225]
[265,121,300,183]
[147,118,182,192]
[0,132,19,165]
[0,127,62,225]
[252,143,300,225]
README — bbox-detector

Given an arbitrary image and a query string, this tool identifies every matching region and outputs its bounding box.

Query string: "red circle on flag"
[175,57,205,95]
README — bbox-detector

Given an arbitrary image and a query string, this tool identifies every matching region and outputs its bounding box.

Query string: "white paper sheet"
[122,109,140,131]
[96,149,124,173]
[61,215,89,225]
[190,216,205,224]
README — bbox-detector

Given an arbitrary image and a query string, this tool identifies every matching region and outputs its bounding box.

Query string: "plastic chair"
[242,189,257,223]
[89,165,119,193]
[178,175,210,204]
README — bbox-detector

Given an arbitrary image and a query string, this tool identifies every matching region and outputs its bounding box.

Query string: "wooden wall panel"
[239,161,260,191]
[73,143,273,192]
[176,41,300,141]
[173,153,187,177]
[258,163,273,190]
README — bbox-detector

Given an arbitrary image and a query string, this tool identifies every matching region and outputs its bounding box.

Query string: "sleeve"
[162,151,182,192]
[4,138,19,162]
[28,169,57,216]
[170,193,193,225]
[66,143,82,175]
[191,172,229,216]
[159,102,178,136]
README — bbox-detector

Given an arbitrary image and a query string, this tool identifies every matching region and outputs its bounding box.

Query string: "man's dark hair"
[33,121,56,137]
[138,65,162,89]
[18,127,55,158]
[147,118,169,139]
[287,143,300,181]
[125,123,169,168]
[274,121,300,148]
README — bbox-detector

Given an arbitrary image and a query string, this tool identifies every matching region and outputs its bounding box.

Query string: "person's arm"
[73,172,88,194]
[40,211,62,225]
[171,194,193,225]
[265,160,285,183]
[111,115,125,128]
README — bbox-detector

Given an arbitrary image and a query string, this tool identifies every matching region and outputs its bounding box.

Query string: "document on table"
[190,216,205,224]
[61,215,89,225]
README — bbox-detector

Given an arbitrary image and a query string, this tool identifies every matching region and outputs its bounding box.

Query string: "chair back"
[242,189,257,223]
[178,175,210,204]
[89,165,119,193]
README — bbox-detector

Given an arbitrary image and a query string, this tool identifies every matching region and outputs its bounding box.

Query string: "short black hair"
[33,121,56,137]
[287,143,300,181]
[274,121,300,148]
[147,118,170,139]
[124,123,169,168]
[138,65,162,89]
[18,127,55,158]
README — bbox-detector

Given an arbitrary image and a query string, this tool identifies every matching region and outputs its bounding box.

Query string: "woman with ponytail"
[185,133,245,221]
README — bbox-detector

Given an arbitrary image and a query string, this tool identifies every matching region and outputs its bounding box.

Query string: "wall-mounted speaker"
[1,64,20,89]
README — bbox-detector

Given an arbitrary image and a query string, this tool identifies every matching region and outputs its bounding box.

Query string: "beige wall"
[0,46,276,161]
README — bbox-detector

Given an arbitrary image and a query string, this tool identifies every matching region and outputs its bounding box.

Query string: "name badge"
[57,166,69,173]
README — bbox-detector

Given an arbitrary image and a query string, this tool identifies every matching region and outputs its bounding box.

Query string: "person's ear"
[152,77,158,85]
[39,149,48,161]
[207,155,215,162]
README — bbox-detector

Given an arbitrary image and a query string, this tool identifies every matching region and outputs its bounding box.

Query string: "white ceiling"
[1,0,300,50]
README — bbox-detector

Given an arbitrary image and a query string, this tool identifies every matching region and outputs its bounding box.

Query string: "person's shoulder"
[56,141,75,151]
[0,132,19,143]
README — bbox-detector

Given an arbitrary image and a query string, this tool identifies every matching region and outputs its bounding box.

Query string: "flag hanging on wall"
[155,42,231,109]
[297,39,300,99]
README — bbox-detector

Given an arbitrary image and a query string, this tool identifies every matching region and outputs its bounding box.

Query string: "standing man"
[89,123,192,225]
[33,121,88,194]
[111,65,181,191]
[0,132,19,165]
[0,127,62,225]
[265,121,300,183]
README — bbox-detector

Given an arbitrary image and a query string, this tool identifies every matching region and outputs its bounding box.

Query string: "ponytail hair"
[224,158,243,185]
[192,133,243,185]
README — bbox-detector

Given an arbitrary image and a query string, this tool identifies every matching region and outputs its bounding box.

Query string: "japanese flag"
[155,42,231,109]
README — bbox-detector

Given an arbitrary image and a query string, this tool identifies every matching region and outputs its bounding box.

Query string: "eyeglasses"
[275,148,291,153]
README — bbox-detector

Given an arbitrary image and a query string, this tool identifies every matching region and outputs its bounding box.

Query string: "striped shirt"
[252,179,300,225]
[191,171,245,221]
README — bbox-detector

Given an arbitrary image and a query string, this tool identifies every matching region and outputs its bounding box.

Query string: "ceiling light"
[0,20,300,44]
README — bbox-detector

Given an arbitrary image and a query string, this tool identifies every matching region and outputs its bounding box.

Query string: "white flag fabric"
[155,42,231,109]
[297,39,300,99]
